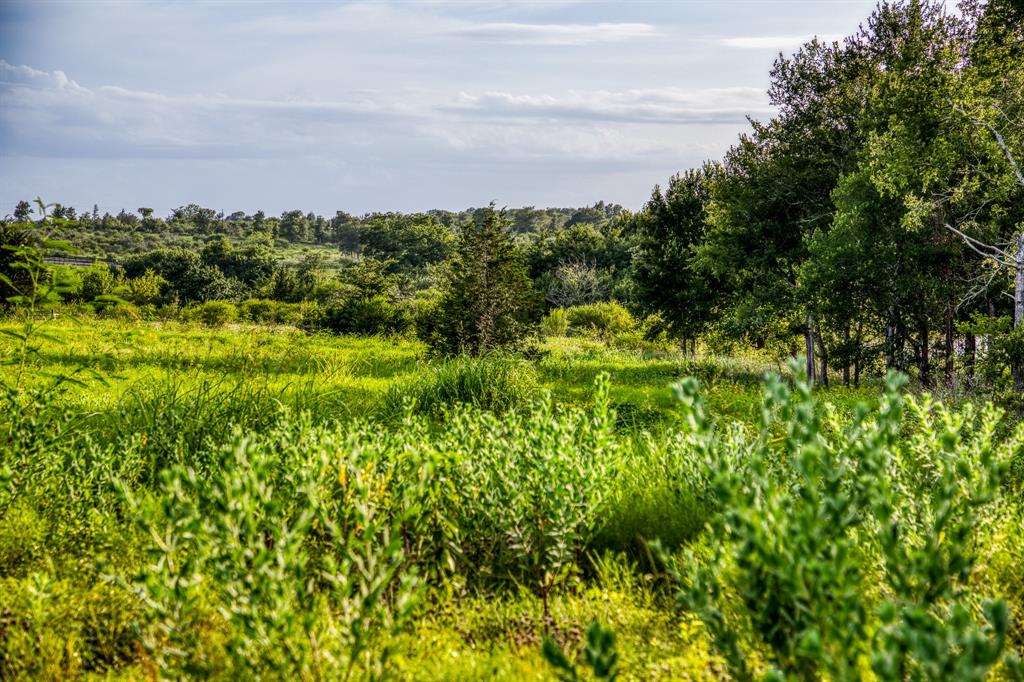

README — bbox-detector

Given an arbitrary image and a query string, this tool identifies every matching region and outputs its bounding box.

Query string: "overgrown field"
[2,317,1024,680]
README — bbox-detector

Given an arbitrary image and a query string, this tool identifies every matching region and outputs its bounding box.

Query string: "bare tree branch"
[945,223,1018,268]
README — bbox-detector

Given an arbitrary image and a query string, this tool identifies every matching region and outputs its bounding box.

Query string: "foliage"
[119,423,428,679]
[189,300,238,327]
[564,301,637,340]
[312,295,409,337]
[423,206,540,357]
[238,298,306,326]
[672,359,1019,680]
[631,165,721,342]
[1,314,1023,678]
[382,355,539,418]
[543,620,620,682]
[542,307,570,337]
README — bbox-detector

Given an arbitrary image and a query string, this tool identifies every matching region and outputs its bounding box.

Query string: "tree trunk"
[843,323,851,387]
[885,308,896,370]
[896,319,907,372]
[966,332,976,380]
[805,315,817,384]
[854,320,863,388]
[1014,233,1024,392]
[919,322,931,388]
[818,335,829,388]
[945,306,954,389]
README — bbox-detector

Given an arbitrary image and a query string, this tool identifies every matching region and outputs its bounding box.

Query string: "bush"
[121,426,427,678]
[565,301,636,339]
[671,362,1019,680]
[193,300,238,327]
[541,308,569,337]
[382,356,539,418]
[80,263,118,302]
[311,296,409,336]
[239,298,305,326]
[97,302,142,323]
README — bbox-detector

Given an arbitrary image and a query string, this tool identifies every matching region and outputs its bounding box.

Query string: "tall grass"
[381,355,540,418]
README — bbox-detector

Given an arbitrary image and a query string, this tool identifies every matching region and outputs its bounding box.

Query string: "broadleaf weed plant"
[669,358,1021,681]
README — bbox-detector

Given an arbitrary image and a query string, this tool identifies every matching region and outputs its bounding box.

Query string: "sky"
[0,0,880,218]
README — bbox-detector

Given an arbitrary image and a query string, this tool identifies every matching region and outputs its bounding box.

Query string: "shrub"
[565,302,636,339]
[194,300,237,326]
[382,355,539,418]
[449,375,616,620]
[671,361,1019,681]
[80,263,118,302]
[311,295,409,336]
[239,298,304,325]
[120,426,427,679]
[541,307,570,337]
[97,302,141,322]
[126,269,166,305]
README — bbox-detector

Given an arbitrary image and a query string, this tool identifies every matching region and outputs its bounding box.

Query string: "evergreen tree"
[425,205,539,356]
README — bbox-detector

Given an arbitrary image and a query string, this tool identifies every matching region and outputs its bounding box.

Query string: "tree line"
[631,0,1024,393]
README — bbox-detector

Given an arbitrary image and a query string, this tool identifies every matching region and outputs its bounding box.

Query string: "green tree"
[359,213,453,273]
[631,165,721,351]
[424,206,539,356]
[12,200,31,222]
[279,210,312,243]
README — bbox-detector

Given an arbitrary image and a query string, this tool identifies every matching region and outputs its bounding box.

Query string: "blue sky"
[0,0,879,217]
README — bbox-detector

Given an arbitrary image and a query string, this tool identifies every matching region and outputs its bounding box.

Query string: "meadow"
[2,315,1023,680]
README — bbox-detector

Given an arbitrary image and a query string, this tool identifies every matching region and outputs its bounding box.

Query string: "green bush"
[311,296,409,336]
[120,426,426,679]
[96,301,142,322]
[565,302,636,339]
[542,307,570,337]
[239,298,305,325]
[80,263,119,302]
[382,355,539,418]
[0,576,139,679]
[671,361,1020,681]
[193,300,238,327]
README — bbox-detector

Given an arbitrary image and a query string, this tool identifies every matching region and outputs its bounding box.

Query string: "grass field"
[2,316,1022,680]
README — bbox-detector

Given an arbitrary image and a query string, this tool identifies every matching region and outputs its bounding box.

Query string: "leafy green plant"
[450,374,615,622]
[542,621,620,682]
[119,423,428,679]
[564,302,636,340]
[312,295,409,336]
[191,300,238,326]
[671,359,1019,681]
[1,200,88,516]
[542,307,570,337]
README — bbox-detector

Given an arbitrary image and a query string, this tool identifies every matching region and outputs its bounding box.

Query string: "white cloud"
[719,34,844,50]
[0,59,86,92]
[1,61,768,164]
[445,87,770,124]
[449,21,657,45]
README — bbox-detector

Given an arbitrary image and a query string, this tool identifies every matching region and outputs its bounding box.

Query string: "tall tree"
[424,206,539,356]
[631,164,721,351]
